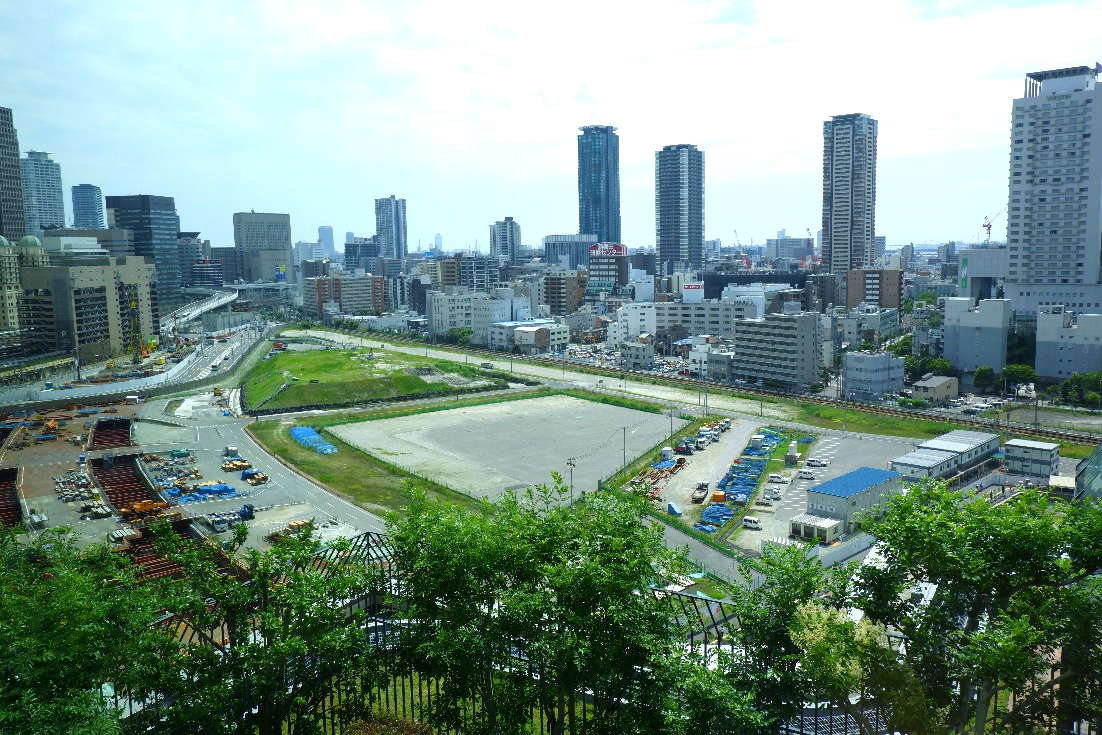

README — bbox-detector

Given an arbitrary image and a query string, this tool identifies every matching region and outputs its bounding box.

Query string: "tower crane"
[982,206,1007,243]
[733,230,751,270]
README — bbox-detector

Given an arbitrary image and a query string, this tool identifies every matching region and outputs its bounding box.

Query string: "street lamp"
[567,457,576,502]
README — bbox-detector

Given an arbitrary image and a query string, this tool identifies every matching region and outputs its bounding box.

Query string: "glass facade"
[105,195,181,304]
[577,126,620,244]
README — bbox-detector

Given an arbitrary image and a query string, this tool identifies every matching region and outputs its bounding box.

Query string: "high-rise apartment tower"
[1002,64,1102,317]
[375,196,407,259]
[655,143,705,269]
[0,108,25,242]
[71,184,105,229]
[490,217,522,265]
[21,151,64,236]
[822,113,878,274]
[578,125,620,244]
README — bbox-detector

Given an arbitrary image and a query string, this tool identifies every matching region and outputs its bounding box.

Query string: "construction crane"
[982,206,1007,243]
[130,294,142,365]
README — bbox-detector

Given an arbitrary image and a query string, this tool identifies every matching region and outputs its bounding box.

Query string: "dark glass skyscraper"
[655,143,705,269]
[577,125,620,244]
[105,194,182,304]
[72,184,105,229]
[0,107,26,242]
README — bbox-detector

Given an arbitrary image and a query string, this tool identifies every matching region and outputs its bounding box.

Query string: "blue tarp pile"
[289,426,337,455]
[77,408,99,415]
[166,482,245,504]
[700,504,734,527]
[798,436,817,444]
[651,459,676,470]
[716,457,767,506]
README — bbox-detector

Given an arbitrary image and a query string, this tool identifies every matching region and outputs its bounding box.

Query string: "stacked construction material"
[0,468,19,527]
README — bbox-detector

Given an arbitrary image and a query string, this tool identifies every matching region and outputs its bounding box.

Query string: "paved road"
[139,397,387,536]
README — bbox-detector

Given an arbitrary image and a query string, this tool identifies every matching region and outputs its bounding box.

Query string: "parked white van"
[767,473,789,484]
[742,516,762,530]
[797,469,817,480]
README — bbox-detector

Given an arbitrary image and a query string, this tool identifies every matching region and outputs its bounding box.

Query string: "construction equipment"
[982,206,1007,243]
[118,500,170,520]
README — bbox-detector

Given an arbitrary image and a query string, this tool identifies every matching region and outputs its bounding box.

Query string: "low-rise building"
[916,430,999,470]
[804,467,903,534]
[890,450,958,480]
[911,374,958,404]
[489,319,565,353]
[843,351,904,401]
[1003,439,1060,477]
[620,340,654,370]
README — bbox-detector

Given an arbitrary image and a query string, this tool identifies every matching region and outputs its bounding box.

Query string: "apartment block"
[942,298,1012,373]
[730,309,821,389]
[426,287,476,337]
[845,268,903,310]
[542,269,587,316]
[303,274,384,319]
[843,351,905,401]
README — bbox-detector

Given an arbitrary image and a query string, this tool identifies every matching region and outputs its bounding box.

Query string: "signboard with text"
[589,242,627,257]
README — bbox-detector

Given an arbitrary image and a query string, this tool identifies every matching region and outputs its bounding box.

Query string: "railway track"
[374,334,1101,447]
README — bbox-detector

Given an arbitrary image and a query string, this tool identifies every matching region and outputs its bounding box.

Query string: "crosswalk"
[806,436,843,465]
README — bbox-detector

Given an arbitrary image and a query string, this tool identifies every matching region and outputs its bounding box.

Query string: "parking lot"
[728,430,919,555]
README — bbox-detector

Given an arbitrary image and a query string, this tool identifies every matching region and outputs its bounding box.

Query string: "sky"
[1,0,1100,253]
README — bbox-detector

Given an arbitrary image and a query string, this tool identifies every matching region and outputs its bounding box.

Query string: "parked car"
[806,458,829,467]
[797,470,817,480]
[767,473,789,484]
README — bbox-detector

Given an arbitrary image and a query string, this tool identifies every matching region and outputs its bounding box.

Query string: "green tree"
[0,528,177,735]
[1086,391,1101,410]
[923,357,953,376]
[972,365,995,393]
[854,481,1102,732]
[1003,363,1038,388]
[149,522,378,735]
[889,334,913,357]
[387,478,696,735]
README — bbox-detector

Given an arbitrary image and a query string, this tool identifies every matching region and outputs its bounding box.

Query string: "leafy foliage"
[972,365,994,392]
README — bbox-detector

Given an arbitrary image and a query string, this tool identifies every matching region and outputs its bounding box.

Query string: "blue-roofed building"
[804,467,902,534]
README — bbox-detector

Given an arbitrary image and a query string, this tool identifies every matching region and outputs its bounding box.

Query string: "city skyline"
[1,1,1099,251]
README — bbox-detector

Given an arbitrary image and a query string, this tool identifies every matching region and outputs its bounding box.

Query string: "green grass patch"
[247,419,484,518]
[242,347,507,411]
[1059,443,1096,461]
[796,403,947,439]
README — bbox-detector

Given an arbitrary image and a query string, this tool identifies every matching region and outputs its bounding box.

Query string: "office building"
[0,109,25,242]
[47,228,134,257]
[730,308,822,389]
[303,274,385,319]
[843,351,905,401]
[631,250,656,276]
[20,151,64,237]
[232,211,294,284]
[873,235,886,264]
[426,287,476,337]
[543,233,597,269]
[191,259,224,289]
[318,225,335,258]
[1003,65,1102,317]
[434,233,442,255]
[578,125,620,244]
[845,268,903,310]
[586,242,629,292]
[19,255,159,361]
[71,184,104,229]
[655,143,705,269]
[1036,305,1102,379]
[301,259,329,279]
[344,235,378,271]
[177,232,210,288]
[106,195,182,303]
[489,217,522,265]
[375,195,407,259]
[822,113,878,273]
[942,298,1012,374]
[211,246,242,283]
[650,299,758,340]
[766,235,814,262]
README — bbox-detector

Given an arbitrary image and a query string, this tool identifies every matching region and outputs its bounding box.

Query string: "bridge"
[159,290,238,334]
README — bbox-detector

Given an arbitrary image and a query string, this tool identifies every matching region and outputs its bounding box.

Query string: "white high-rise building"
[21,151,64,236]
[489,217,521,265]
[375,195,407,259]
[1003,64,1102,317]
[822,114,877,274]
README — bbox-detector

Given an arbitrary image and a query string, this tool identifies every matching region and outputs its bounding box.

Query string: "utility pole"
[567,457,576,502]
[622,426,627,468]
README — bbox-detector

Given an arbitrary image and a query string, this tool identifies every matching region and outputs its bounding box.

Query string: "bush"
[346,716,436,735]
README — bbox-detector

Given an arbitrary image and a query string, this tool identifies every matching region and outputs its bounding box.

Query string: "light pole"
[622,426,627,469]
[567,457,576,502]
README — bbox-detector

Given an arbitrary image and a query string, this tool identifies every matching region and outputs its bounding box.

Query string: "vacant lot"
[329,394,687,502]
[243,346,503,410]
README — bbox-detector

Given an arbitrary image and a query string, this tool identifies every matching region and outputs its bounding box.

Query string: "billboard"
[682,282,704,304]
[589,242,627,257]
[275,263,287,282]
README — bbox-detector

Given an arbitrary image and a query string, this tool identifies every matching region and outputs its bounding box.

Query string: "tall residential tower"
[655,143,705,269]
[1002,64,1102,317]
[0,108,24,242]
[71,184,105,229]
[21,151,65,236]
[489,217,522,265]
[375,196,407,259]
[578,125,620,244]
[822,113,878,274]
